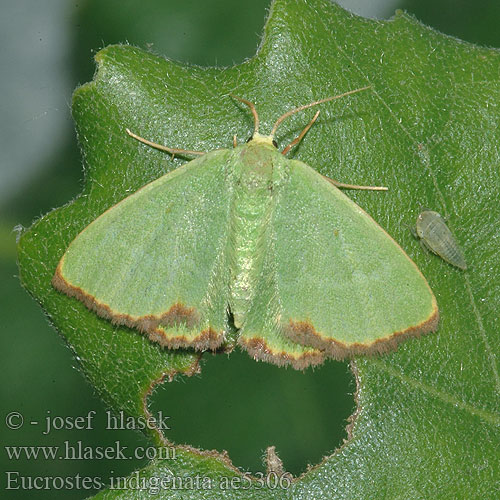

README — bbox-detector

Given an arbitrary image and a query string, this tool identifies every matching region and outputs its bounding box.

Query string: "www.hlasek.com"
[5,441,175,461]
[5,471,292,493]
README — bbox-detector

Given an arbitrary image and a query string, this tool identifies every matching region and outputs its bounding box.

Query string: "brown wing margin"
[52,264,225,351]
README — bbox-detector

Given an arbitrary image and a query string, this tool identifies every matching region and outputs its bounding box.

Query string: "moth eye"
[272,139,278,148]
[246,136,253,143]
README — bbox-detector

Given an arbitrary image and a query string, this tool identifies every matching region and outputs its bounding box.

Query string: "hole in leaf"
[151,350,355,476]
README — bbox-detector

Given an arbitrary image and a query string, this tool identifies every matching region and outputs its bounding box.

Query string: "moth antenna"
[126,129,206,156]
[230,95,260,135]
[281,111,320,155]
[270,85,371,137]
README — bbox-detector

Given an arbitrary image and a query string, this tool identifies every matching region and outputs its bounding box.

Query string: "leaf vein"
[373,360,500,425]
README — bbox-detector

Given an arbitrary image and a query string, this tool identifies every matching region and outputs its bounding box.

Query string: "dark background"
[2,1,499,498]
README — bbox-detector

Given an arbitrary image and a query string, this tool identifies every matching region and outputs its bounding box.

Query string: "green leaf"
[17,0,499,498]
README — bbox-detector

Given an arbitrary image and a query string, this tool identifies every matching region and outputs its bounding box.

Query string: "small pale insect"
[415,210,467,270]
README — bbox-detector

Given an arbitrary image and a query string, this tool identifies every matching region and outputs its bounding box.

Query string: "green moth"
[415,210,467,270]
[53,89,439,369]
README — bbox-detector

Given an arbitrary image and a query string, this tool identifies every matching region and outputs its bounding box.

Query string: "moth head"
[246,133,278,149]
